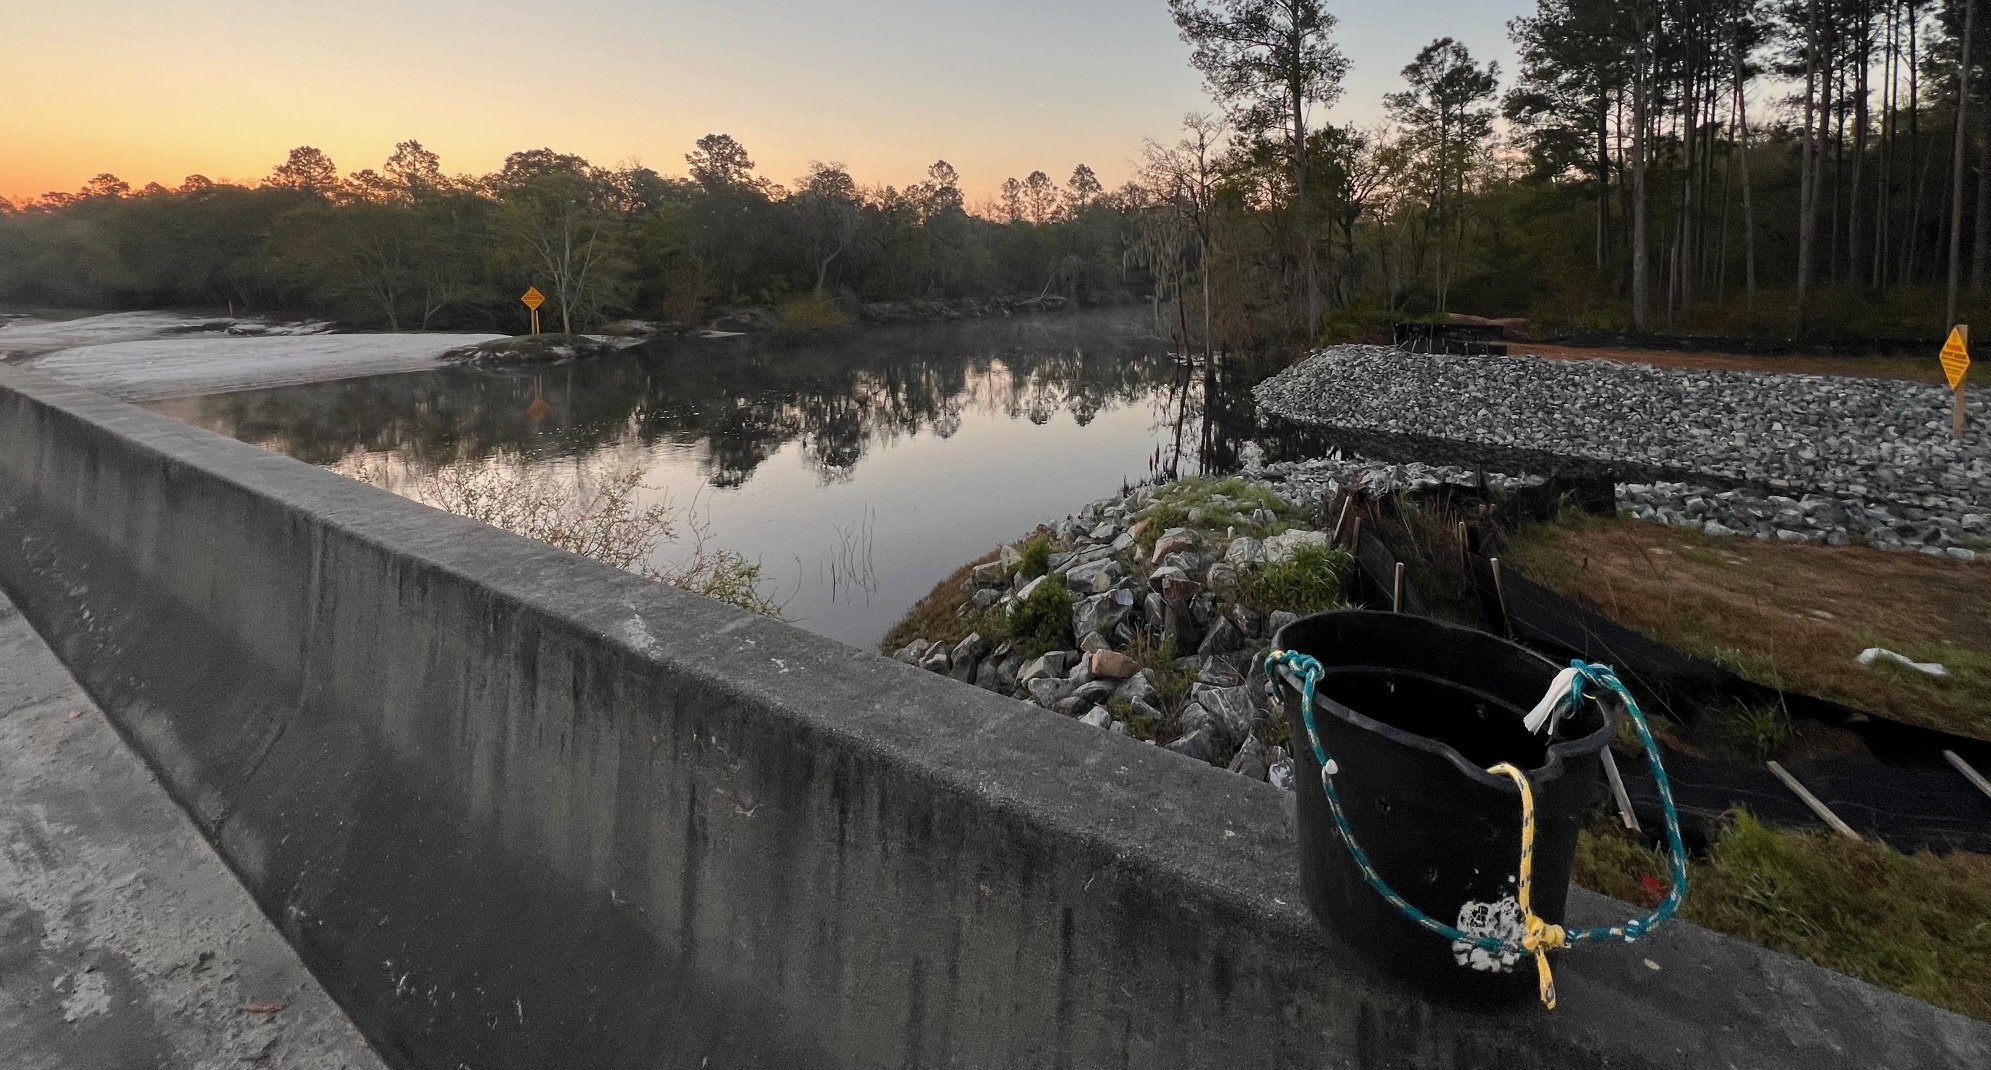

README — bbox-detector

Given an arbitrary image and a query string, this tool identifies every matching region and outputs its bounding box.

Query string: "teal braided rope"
[1558,662,1688,944]
[1263,650,1689,958]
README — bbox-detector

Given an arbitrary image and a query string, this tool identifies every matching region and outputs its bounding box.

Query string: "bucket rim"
[1271,609,1615,793]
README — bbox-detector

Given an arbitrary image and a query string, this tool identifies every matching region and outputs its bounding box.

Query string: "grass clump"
[1109,699,1161,741]
[1137,476,1300,553]
[1575,810,1991,1021]
[775,292,852,330]
[1017,535,1053,580]
[1238,544,1353,617]
[1008,576,1075,658]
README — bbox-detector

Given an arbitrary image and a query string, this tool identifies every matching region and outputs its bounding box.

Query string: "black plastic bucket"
[1271,610,1613,1004]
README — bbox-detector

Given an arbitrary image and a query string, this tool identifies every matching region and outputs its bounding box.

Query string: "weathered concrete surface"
[0,361,1986,1069]
[0,591,386,1069]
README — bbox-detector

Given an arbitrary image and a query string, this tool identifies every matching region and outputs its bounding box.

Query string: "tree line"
[1154,0,1991,344]
[11,0,1991,344]
[0,138,1144,334]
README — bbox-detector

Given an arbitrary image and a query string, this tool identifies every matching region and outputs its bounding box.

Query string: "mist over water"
[150,309,1269,647]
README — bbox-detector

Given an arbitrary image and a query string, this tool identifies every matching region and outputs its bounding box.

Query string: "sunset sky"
[3,0,1530,204]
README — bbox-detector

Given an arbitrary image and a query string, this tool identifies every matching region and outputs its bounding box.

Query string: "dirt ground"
[1519,341,1971,383]
[1503,516,1991,740]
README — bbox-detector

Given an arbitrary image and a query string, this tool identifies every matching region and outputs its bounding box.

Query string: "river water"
[149,309,1270,649]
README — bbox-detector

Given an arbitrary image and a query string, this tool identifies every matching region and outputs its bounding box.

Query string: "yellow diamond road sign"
[1942,325,1971,390]
[521,286,546,311]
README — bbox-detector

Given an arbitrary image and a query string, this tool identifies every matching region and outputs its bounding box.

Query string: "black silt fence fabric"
[1614,750,1991,856]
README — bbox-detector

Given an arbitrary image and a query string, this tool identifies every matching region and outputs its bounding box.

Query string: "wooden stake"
[1329,495,1354,548]
[1944,749,1991,802]
[1956,381,1968,441]
[1601,751,1642,832]
[1766,761,1864,841]
[1489,557,1514,640]
[1391,562,1405,613]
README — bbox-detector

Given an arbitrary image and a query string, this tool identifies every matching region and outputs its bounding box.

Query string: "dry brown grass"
[880,550,1000,655]
[1504,515,1991,740]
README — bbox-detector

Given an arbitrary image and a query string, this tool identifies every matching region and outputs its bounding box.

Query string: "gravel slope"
[1255,346,1990,517]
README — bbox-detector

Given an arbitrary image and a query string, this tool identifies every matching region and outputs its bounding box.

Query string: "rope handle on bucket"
[1263,651,1690,1010]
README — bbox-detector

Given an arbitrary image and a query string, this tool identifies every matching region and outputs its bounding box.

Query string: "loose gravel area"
[1256,344,1991,528]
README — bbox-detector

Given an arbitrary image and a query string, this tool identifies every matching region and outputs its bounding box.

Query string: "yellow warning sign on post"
[521,286,545,335]
[1943,325,1971,440]
[1941,325,1971,390]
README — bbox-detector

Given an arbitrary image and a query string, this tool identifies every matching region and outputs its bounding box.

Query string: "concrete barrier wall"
[0,364,1984,1070]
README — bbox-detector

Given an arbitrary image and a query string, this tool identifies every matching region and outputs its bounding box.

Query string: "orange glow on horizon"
[3,0,1526,208]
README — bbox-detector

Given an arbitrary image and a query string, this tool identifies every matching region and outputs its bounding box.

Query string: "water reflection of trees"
[155,311,1260,486]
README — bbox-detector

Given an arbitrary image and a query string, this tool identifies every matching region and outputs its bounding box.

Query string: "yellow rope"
[1486,762,1568,1009]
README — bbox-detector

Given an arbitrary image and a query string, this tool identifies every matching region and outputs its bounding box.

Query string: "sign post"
[521,286,546,335]
[1941,324,1972,440]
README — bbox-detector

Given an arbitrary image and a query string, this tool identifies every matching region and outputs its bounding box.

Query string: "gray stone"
[1150,527,1200,563]
[918,645,951,674]
[970,561,1009,588]
[973,654,1005,692]
[1164,727,1215,764]
[1074,591,1135,639]
[1027,676,1076,710]
[1079,708,1112,729]
[1225,536,1267,566]
[1176,702,1218,739]
[1227,736,1268,781]
[1088,521,1117,542]
[1113,669,1161,708]
[1703,520,1739,538]
[1066,558,1125,594]
[1228,604,1266,639]
[1205,562,1239,595]
[1267,611,1300,641]
[1079,630,1111,654]
[1143,592,1167,631]
[1195,685,1260,743]
[992,655,1024,694]
[1947,546,1979,562]
[1262,529,1330,562]
[950,633,990,682]
[1193,657,1245,689]
[1197,616,1244,657]
[1148,564,1188,592]
[1018,652,1074,686]
[894,638,931,664]
[1072,680,1118,709]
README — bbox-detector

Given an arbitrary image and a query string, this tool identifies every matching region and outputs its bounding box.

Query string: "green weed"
[1017,536,1052,580]
[1576,811,1991,1021]
[1238,544,1352,617]
[1008,576,1075,658]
